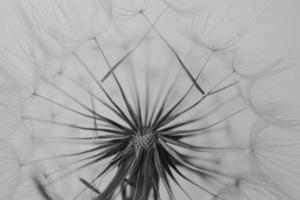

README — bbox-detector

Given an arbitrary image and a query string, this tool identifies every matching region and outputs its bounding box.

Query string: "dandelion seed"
[17,0,112,57]
[232,0,292,78]
[111,0,149,18]
[0,44,42,95]
[249,121,300,199]
[247,65,300,131]
[215,173,291,200]
[182,0,269,52]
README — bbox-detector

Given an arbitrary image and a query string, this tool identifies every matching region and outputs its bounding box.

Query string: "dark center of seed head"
[132,128,157,150]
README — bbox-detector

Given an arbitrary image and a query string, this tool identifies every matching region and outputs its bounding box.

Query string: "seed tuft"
[131,128,157,150]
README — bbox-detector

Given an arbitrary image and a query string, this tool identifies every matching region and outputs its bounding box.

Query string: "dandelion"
[18,39,247,199]
[14,10,252,198]
[0,0,299,200]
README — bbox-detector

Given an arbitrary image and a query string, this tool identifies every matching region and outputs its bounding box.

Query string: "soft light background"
[0,0,300,199]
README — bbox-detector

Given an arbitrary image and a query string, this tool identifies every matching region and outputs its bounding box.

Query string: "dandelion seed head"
[0,0,298,199]
[131,128,158,151]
